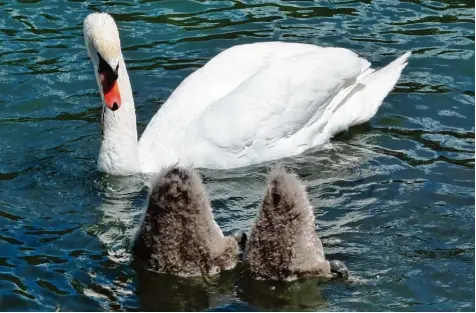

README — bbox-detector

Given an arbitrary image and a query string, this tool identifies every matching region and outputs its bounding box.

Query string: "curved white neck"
[97,56,140,176]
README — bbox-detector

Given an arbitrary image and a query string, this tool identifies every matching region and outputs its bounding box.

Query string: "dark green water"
[0,0,474,311]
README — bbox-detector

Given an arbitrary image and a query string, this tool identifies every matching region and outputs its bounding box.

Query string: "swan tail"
[147,166,209,216]
[324,51,411,136]
[263,167,311,216]
[360,51,411,108]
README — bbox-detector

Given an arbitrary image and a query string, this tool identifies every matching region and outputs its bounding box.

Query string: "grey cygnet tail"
[132,166,239,277]
[243,167,337,281]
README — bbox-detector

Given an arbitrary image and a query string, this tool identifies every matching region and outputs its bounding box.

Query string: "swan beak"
[102,80,121,111]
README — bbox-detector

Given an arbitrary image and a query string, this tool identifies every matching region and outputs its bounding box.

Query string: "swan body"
[132,166,240,277]
[243,168,347,281]
[84,13,410,176]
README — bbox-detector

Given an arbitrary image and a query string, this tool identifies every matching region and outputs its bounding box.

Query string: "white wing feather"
[137,41,410,171]
[192,48,369,164]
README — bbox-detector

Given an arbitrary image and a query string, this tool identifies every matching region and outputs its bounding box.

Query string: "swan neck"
[98,55,140,175]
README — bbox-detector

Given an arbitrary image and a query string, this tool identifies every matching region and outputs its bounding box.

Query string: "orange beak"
[100,73,121,111]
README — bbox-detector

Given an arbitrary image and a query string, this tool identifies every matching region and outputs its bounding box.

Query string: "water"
[0,0,474,311]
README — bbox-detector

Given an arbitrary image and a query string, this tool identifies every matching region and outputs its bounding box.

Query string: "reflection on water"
[135,261,342,312]
[89,175,147,264]
[134,262,238,312]
[236,275,330,311]
[0,0,473,311]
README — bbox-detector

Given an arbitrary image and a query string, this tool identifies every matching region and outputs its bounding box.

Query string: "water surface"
[0,0,474,311]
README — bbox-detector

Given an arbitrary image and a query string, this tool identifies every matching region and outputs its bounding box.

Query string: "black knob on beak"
[112,63,119,81]
[97,52,119,82]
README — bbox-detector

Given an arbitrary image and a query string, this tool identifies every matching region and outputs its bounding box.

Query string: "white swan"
[83,12,411,176]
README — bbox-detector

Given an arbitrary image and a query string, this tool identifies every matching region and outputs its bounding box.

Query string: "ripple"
[0,0,474,311]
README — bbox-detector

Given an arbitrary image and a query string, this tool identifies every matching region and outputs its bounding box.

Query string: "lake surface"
[0,0,474,311]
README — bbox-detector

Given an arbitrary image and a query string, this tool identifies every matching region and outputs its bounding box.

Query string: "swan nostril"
[112,102,119,111]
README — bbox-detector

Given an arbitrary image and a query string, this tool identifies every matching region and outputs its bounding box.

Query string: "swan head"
[83,12,122,111]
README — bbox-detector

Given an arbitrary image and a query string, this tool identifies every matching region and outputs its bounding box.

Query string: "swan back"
[243,168,330,280]
[137,42,322,171]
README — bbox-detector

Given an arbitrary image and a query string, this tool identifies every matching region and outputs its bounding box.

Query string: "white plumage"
[84,13,410,176]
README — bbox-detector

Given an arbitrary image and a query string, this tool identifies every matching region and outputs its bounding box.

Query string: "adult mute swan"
[83,12,410,176]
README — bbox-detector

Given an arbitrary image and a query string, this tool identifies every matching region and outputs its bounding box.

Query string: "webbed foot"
[233,231,247,252]
[330,260,349,279]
